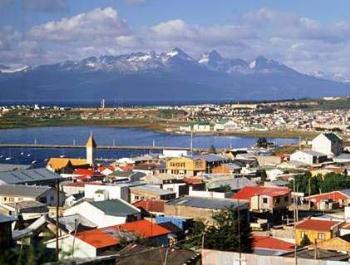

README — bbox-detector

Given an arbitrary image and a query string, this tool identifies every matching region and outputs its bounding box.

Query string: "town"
[2,97,350,137]
[1,130,350,264]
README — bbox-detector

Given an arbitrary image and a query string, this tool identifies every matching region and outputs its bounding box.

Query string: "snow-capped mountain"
[0,48,349,102]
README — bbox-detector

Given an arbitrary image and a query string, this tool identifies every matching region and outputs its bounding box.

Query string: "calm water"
[0,127,297,166]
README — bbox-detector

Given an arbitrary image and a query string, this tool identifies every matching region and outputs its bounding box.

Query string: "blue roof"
[0,168,61,185]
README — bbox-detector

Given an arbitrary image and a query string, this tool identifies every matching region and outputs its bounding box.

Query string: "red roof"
[306,191,350,204]
[232,186,290,200]
[119,219,170,238]
[133,200,165,213]
[253,235,294,252]
[296,218,341,231]
[76,229,119,249]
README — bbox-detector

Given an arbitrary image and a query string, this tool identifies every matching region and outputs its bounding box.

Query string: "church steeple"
[86,133,96,165]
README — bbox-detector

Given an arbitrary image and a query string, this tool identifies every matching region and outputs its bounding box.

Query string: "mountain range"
[0,48,349,102]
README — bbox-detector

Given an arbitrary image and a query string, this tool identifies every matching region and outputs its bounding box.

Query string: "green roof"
[90,199,140,217]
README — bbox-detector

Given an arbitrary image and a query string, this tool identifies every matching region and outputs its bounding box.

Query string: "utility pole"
[56,179,60,261]
[293,179,298,265]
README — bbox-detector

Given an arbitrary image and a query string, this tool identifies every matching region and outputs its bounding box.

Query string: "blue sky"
[1,0,350,80]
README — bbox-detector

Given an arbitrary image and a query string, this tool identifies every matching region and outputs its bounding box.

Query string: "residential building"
[290,150,328,165]
[0,184,64,206]
[295,218,342,245]
[164,196,249,224]
[166,156,206,176]
[129,185,176,203]
[232,186,290,224]
[63,199,141,228]
[0,168,61,186]
[305,189,350,210]
[311,133,343,157]
[46,158,90,173]
[211,162,242,174]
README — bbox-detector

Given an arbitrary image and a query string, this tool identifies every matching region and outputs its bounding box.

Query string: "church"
[47,134,97,173]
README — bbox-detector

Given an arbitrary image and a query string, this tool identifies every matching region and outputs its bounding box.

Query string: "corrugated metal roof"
[167,196,247,210]
[0,164,32,172]
[130,185,175,196]
[0,184,51,198]
[0,168,61,185]
[90,199,140,217]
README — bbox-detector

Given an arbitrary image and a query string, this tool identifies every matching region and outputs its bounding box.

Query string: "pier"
[0,143,208,152]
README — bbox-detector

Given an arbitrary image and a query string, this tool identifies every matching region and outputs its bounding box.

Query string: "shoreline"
[0,118,318,139]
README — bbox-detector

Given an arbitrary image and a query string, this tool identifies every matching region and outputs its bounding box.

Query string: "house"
[84,183,132,202]
[311,133,343,157]
[295,218,342,246]
[164,196,249,224]
[305,189,350,210]
[312,234,350,254]
[0,184,64,207]
[166,156,206,176]
[232,186,290,224]
[0,201,48,220]
[192,121,211,132]
[252,235,295,256]
[129,185,176,203]
[290,150,328,165]
[133,199,165,215]
[211,162,242,174]
[46,214,97,235]
[265,168,284,181]
[45,219,170,259]
[63,199,141,228]
[0,213,16,248]
[0,168,61,186]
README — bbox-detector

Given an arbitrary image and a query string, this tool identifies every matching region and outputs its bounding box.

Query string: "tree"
[204,206,252,253]
[300,234,311,247]
[181,220,206,249]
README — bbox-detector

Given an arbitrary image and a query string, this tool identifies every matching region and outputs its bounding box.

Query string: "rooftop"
[133,199,165,213]
[232,186,290,200]
[119,219,170,238]
[89,199,140,217]
[130,185,175,196]
[296,218,341,231]
[253,235,294,252]
[0,184,51,198]
[0,168,61,185]
[167,196,247,210]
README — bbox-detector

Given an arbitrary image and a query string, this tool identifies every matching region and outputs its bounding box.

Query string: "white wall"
[290,151,313,165]
[84,184,129,202]
[45,235,97,259]
[63,201,126,228]
[189,186,225,199]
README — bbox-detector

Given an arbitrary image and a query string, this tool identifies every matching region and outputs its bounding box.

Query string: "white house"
[265,169,284,181]
[63,199,141,228]
[311,133,343,157]
[84,183,130,202]
[290,150,328,165]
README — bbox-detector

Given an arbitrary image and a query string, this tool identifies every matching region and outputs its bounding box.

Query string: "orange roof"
[76,229,119,249]
[119,219,170,238]
[133,200,165,213]
[253,235,294,252]
[47,158,88,171]
[86,135,97,148]
[232,186,290,200]
[296,218,341,231]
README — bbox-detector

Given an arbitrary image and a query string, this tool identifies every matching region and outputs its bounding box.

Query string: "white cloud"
[3,6,350,79]
[29,7,130,42]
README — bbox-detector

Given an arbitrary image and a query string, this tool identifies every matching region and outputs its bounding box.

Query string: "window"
[134,195,139,200]
[276,198,280,204]
[318,233,325,240]
[300,231,305,238]
[262,198,268,204]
